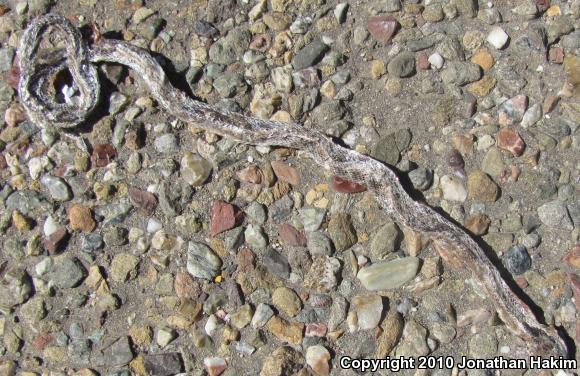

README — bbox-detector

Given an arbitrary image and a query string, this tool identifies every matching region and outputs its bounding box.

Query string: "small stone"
[245,202,268,224]
[305,323,327,337]
[441,62,482,86]
[542,95,559,114]
[91,144,117,167]
[41,175,72,201]
[367,15,399,44]
[47,257,86,289]
[0,267,32,310]
[292,40,328,70]
[306,232,334,256]
[270,161,300,185]
[263,248,290,278]
[204,357,227,376]
[245,225,268,249]
[428,53,444,69]
[331,176,366,193]
[303,256,341,292]
[306,345,331,376]
[156,328,176,348]
[481,147,504,177]
[348,294,384,331]
[128,187,158,215]
[487,26,509,49]
[375,311,403,357]
[154,134,178,153]
[272,287,302,317]
[467,76,497,97]
[278,224,306,247]
[440,175,467,202]
[187,242,222,280]
[69,205,96,232]
[497,128,525,157]
[387,53,416,78]
[334,3,349,23]
[521,103,542,128]
[370,221,403,259]
[327,213,357,252]
[267,316,304,345]
[564,246,580,269]
[181,152,211,186]
[357,257,420,291]
[397,319,429,357]
[465,213,491,235]
[237,165,262,184]
[211,201,241,237]
[503,245,531,275]
[111,253,139,282]
[260,346,304,376]
[252,303,275,328]
[467,171,499,203]
[468,328,498,358]
[471,49,494,70]
[143,353,184,376]
[299,208,326,232]
[537,201,573,230]
[408,168,433,191]
[549,47,564,64]
[230,304,254,329]
[371,59,386,79]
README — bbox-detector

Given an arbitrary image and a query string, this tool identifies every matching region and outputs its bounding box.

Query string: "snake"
[17,14,569,358]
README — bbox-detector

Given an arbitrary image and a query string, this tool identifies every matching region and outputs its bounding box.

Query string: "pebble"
[387,53,416,78]
[69,205,96,232]
[398,319,430,357]
[537,201,574,230]
[467,171,499,203]
[367,15,399,44]
[0,267,32,309]
[187,242,222,280]
[441,62,482,86]
[267,316,304,345]
[292,40,328,70]
[260,346,304,376]
[370,221,403,259]
[244,224,268,249]
[428,53,444,70]
[263,248,290,278]
[278,224,306,247]
[46,257,86,289]
[156,328,176,348]
[245,202,267,224]
[111,253,139,282]
[299,208,326,232]
[440,175,467,202]
[327,213,357,252]
[497,128,525,157]
[408,167,433,191]
[503,245,531,275]
[465,213,491,235]
[204,357,227,376]
[306,232,334,256]
[270,161,300,185]
[252,303,274,328]
[211,201,240,237]
[487,26,509,49]
[306,345,331,376]
[272,287,302,317]
[331,176,367,193]
[143,353,184,375]
[181,152,212,186]
[348,294,384,331]
[357,257,420,291]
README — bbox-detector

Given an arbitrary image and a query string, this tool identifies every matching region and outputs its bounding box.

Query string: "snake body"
[17,14,569,358]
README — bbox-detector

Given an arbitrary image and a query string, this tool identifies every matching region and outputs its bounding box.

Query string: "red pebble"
[417,51,430,70]
[278,223,307,247]
[305,323,328,337]
[91,144,117,167]
[367,15,399,44]
[210,201,241,237]
[497,128,526,157]
[331,176,367,193]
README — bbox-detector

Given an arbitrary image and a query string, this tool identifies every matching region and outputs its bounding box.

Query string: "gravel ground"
[0,0,578,375]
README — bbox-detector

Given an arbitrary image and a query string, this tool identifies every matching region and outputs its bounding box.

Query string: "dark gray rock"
[292,40,329,70]
[503,245,531,275]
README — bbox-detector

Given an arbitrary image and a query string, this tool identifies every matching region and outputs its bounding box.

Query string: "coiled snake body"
[17,14,569,358]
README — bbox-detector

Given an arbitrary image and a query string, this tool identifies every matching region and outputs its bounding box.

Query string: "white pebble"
[486,26,509,49]
[43,215,59,237]
[147,218,163,233]
[428,53,444,69]
[205,314,219,336]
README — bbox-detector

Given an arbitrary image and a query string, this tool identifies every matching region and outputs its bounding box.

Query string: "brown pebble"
[331,176,367,193]
[278,223,307,247]
[542,95,559,114]
[236,248,255,273]
[497,128,525,157]
[210,201,241,237]
[464,213,491,235]
[43,228,69,255]
[129,187,158,215]
[91,144,117,167]
[236,165,262,184]
[31,333,53,351]
[447,149,465,170]
[515,276,528,289]
[68,205,97,232]
[305,323,327,337]
[564,245,580,268]
[548,47,564,64]
[367,15,399,44]
[174,272,201,300]
[417,51,430,70]
[271,160,300,185]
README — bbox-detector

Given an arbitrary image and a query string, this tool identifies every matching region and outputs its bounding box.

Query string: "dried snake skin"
[18,14,569,358]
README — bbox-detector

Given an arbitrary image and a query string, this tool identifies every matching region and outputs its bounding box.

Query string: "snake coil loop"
[18,14,100,129]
